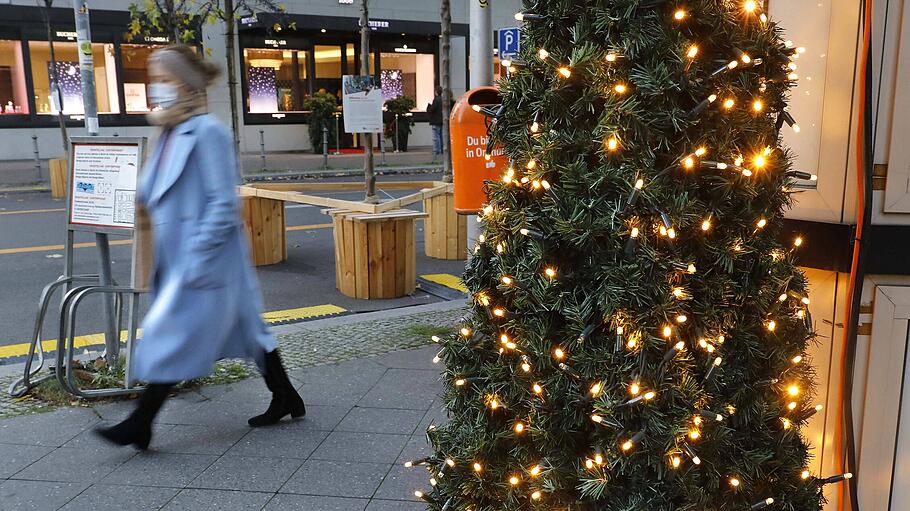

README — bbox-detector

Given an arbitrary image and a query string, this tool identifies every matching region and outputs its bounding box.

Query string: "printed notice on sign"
[70,143,140,229]
[342,75,383,133]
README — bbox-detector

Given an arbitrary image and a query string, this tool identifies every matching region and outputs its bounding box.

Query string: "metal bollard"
[333,112,342,155]
[259,129,267,172]
[32,134,41,181]
[322,126,329,169]
[394,114,400,153]
[380,132,386,165]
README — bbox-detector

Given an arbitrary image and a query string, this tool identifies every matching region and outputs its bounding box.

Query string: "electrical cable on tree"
[407,1,851,509]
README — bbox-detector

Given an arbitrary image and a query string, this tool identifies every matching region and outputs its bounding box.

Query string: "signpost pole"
[360,0,377,203]
[466,0,493,251]
[74,0,119,364]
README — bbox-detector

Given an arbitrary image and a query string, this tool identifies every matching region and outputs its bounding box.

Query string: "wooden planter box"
[423,191,467,260]
[50,158,67,199]
[330,209,427,299]
[240,196,287,267]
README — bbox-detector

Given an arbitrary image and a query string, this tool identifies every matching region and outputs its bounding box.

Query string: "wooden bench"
[326,208,428,299]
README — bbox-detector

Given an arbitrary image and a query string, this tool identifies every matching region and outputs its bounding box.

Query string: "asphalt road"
[0,174,467,363]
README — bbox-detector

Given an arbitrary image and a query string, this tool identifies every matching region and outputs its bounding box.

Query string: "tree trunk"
[440,0,452,183]
[360,0,376,203]
[42,1,69,153]
[222,0,243,163]
[166,0,179,42]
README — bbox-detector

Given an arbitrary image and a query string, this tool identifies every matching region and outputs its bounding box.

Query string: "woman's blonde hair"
[152,44,221,91]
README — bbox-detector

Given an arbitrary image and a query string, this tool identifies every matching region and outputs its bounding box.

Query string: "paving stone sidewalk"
[0,301,466,510]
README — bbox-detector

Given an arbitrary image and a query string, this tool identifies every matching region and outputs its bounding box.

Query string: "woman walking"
[96,45,304,450]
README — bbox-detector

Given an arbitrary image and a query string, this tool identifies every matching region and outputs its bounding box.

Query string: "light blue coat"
[133,114,276,383]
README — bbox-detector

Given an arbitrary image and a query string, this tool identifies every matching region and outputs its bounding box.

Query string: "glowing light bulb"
[622,440,634,451]
[730,477,741,488]
[674,9,687,20]
[753,99,764,112]
[473,462,483,472]
[514,422,525,434]
[591,414,604,423]
[741,53,752,64]
[493,308,505,317]
[606,136,620,151]
[788,401,798,410]
[446,458,456,467]
[687,45,699,59]
[794,236,804,247]
[544,267,557,279]
[590,382,603,396]
[644,391,656,400]
[553,347,565,360]
[744,0,758,13]
[802,470,811,480]
[667,228,677,239]
[455,378,466,387]
[521,362,531,372]
[792,355,803,364]
[687,263,697,274]
[782,418,792,429]
[606,53,619,62]
[757,218,767,229]
[630,382,641,395]
[723,98,735,109]
[701,219,712,231]
[537,48,549,60]
[663,325,673,338]
[533,383,543,394]
[767,320,777,331]
[630,227,640,238]
[802,297,811,305]
[672,456,682,468]
[689,429,701,440]
[788,385,800,396]
[635,178,644,189]
[695,147,708,157]
[530,121,540,133]
[585,458,595,469]
[676,314,688,323]
[673,287,685,297]
[683,156,696,169]
[754,155,767,168]
[531,490,542,500]
[693,456,702,465]
[558,67,572,78]
[530,465,542,476]
[614,83,628,94]
[509,475,520,486]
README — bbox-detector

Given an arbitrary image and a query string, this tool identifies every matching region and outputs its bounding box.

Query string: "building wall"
[0,0,522,160]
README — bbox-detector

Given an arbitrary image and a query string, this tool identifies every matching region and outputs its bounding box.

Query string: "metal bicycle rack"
[8,136,149,400]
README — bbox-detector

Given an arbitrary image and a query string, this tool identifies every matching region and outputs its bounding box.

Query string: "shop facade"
[0,0,520,160]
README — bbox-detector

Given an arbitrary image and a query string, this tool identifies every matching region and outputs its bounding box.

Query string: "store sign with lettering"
[368,20,390,29]
[56,31,78,41]
[264,39,287,47]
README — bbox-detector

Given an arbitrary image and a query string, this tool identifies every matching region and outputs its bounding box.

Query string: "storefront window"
[0,40,29,114]
[244,48,307,113]
[380,50,434,112]
[28,41,119,115]
[314,45,343,101]
[120,43,167,113]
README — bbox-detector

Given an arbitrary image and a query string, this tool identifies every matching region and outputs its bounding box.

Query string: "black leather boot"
[95,383,173,449]
[248,350,306,427]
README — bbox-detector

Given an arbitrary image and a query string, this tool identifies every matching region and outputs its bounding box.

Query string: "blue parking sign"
[498,27,520,59]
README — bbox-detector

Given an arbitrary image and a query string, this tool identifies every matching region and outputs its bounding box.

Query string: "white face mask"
[148,83,180,109]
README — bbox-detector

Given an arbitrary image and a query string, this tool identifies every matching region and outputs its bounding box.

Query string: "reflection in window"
[0,40,29,114]
[244,48,307,113]
[380,51,434,112]
[120,44,167,113]
[314,45,343,101]
[28,41,119,114]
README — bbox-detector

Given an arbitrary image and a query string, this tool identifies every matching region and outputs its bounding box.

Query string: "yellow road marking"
[286,223,333,232]
[0,223,333,255]
[0,239,132,255]
[421,273,468,293]
[0,208,66,216]
[0,304,348,360]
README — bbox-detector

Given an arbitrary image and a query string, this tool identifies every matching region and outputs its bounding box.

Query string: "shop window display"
[0,40,29,114]
[28,41,119,115]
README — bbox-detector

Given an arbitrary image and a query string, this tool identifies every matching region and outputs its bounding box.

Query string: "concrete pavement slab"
[373,464,427,502]
[189,455,303,493]
[279,460,390,499]
[309,431,410,464]
[58,484,178,511]
[11,446,136,484]
[335,406,425,435]
[358,368,440,410]
[263,494,369,511]
[160,488,273,511]
[225,423,329,459]
[0,480,90,511]
[364,499,426,511]
[154,424,249,456]
[0,443,54,479]
[101,452,218,488]
[0,407,99,447]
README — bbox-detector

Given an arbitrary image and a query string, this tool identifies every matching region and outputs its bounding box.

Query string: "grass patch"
[182,360,253,389]
[404,324,457,340]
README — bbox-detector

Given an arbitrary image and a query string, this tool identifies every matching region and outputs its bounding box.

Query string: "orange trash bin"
[451,87,508,214]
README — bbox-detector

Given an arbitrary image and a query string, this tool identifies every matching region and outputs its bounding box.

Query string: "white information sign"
[342,75,384,133]
[69,142,141,229]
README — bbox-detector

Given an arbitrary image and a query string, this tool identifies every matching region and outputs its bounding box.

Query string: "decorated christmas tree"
[406,1,853,510]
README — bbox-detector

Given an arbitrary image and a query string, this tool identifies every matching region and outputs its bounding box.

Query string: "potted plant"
[303,91,339,154]
[384,95,416,152]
